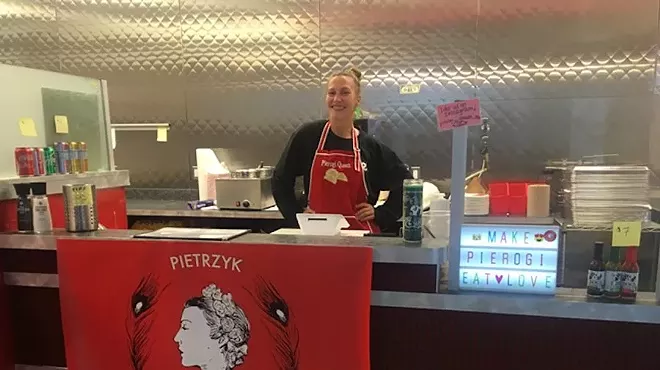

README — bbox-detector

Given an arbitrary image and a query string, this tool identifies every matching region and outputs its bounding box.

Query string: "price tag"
[157,127,168,142]
[19,117,37,137]
[54,115,69,134]
[400,84,421,95]
[436,98,481,131]
[611,221,642,247]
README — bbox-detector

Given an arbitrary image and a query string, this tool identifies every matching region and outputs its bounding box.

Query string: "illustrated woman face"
[174,307,221,367]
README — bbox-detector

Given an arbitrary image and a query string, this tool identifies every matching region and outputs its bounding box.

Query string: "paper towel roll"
[527,184,550,217]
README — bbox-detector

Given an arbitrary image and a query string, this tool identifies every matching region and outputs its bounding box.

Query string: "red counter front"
[56,238,372,370]
[0,187,128,231]
[0,271,12,370]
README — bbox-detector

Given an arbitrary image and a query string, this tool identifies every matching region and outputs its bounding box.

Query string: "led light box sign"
[459,224,560,295]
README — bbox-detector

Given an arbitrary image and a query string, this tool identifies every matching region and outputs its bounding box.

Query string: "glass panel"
[0,64,109,178]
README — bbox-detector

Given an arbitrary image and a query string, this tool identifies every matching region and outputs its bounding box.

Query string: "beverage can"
[14,147,35,177]
[33,148,46,176]
[55,142,71,174]
[69,142,81,174]
[44,147,57,175]
[79,142,88,173]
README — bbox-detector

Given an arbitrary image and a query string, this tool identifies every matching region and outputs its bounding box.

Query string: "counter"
[127,199,283,219]
[1,230,659,370]
[0,170,129,200]
[0,171,130,232]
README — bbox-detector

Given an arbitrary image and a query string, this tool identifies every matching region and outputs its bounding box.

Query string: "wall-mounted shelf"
[111,123,170,132]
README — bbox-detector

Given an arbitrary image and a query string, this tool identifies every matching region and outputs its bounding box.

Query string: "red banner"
[57,239,373,370]
[0,271,13,370]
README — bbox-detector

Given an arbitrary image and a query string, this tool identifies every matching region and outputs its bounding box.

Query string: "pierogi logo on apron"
[321,159,350,184]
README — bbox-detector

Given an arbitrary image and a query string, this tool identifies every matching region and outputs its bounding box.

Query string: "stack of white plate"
[464,193,490,216]
[566,165,650,227]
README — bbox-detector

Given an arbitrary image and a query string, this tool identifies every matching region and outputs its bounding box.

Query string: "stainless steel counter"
[127,199,284,219]
[373,288,660,325]
[0,170,129,200]
[2,230,659,325]
[0,230,444,265]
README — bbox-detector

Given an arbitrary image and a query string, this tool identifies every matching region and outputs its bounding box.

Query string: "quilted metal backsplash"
[1,0,659,190]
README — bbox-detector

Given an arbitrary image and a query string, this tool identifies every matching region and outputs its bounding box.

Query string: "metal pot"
[255,166,274,179]
[231,169,250,179]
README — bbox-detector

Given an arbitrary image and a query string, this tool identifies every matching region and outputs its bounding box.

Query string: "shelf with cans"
[15,142,89,177]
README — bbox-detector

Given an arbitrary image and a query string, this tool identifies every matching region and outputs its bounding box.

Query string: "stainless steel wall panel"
[476,0,657,101]
[2,0,659,190]
[57,0,183,77]
[482,96,653,178]
[0,0,59,71]
[55,0,187,188]
[320,0,478,179]
[180,0,321,86]
[113,129,195,188]
[179,0,323,188]
[649,95,660,171]
[480,99,573,178]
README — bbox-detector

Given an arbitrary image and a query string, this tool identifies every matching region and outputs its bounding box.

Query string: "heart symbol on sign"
[495,275,504,284]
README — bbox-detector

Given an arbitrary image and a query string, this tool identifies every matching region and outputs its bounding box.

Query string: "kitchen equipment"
[296,213,350,236]
[215,178,275,210]
[255,164,274,179]
[62,184,99,232]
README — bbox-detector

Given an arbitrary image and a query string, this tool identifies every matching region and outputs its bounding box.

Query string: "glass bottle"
[620,247,639,303]
[402,167,423,243]
[603,247,621,300]
[586,241,605,298]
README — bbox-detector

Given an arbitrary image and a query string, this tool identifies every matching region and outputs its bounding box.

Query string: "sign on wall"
[459,224,560,295]
[57,239,373,370]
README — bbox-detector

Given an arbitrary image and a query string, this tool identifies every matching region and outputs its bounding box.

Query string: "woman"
[174,284,250,370]
[272,68,411,232]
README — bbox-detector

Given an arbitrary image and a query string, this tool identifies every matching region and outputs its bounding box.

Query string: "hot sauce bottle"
[620,247,639,303]
[586,242,605,298]
[603,247,621,301]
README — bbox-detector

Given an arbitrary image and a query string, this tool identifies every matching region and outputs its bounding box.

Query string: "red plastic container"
[489,183,510,215]
[488,181,542,216]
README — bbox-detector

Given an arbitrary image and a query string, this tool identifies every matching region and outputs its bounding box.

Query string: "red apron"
[308,122,380,232]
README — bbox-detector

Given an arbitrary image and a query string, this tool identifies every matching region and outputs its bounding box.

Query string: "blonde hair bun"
[347,67,362,81]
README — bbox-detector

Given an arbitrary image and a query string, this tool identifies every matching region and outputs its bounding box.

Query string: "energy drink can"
[54,142,70,174]
[33,148,46,176]
[44,147,57,175]
[69,142,81,174]
[79,142,88,173]
[14,147,35,177]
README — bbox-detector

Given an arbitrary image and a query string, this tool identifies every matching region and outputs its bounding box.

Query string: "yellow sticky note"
[19,117,37,137]
[54,115,69,134]
[156,127,168,142]
[612,221,642,247]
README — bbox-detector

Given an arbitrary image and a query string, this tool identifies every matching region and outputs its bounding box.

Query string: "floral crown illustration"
[201,284,249,367]
[202,284,240,319]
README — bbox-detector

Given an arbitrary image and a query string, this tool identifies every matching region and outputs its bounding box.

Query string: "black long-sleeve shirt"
[272,120,412,232]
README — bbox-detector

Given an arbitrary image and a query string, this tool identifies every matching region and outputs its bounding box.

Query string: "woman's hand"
[355,203,375,222]
[303,207,315,214]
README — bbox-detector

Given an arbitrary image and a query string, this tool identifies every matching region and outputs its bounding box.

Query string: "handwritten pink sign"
[436,99,482,131]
